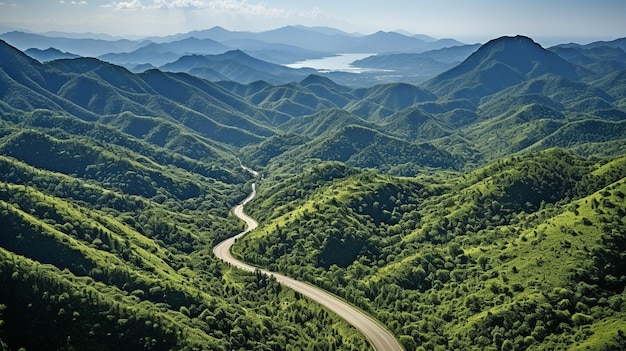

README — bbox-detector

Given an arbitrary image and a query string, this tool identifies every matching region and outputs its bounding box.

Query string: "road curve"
[213,178,404,351]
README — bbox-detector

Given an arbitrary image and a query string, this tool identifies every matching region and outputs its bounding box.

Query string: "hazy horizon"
[1,1,625,47]
[0,24,622,48]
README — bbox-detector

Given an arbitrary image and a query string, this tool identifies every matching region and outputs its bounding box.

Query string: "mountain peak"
[25,47,80,62]
[424,34,580,101]
[300,74,339,87]
[492,34,535,43]
[223,49,249,57]
[478,35,544,54]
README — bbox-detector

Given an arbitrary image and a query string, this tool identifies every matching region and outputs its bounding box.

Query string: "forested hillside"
[235,151,626,350]
[0,40,370,350]
[1,33,625,351]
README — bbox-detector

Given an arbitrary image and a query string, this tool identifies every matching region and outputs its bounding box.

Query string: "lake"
[284,53,376,73]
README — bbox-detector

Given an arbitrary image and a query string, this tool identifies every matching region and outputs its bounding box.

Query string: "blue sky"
[0,0,625,45]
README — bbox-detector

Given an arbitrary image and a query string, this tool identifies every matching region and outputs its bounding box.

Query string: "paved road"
[213,179,404,351]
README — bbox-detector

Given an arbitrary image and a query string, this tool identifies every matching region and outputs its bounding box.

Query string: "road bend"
[213,171,404,351]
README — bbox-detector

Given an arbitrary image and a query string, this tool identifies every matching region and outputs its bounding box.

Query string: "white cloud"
[101,0,311,19]
[60,0,88,4]
[94,0,329,34]
[102,0,144,10]
[164,0,209,8]
[202,0,292,17]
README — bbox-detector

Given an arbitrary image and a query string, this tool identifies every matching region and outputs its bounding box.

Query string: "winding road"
[213,167,404,351]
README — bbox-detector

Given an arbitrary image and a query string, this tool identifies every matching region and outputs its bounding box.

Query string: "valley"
[213,169,402,351]
[0,25,625,351]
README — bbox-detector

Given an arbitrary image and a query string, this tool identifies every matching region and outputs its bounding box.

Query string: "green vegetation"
[235,151,626,351]
[1,34,626,350]
[0,41,371,350]
[0,142,369,350]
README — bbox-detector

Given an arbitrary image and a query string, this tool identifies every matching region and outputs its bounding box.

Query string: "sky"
[0,0,625,45]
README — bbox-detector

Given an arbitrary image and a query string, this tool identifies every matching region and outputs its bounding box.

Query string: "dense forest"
[1,33,625,350]
[235,151,626,350]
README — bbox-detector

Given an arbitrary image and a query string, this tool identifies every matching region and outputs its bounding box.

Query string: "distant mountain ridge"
[11,28,625,89]
[550,44,626,75]
[344,44,482,87]
[0,30,149,57]
[159,50,315,85]
[24,47,80,62]
[0,26,475,87]
[99,37,230,66]
[0,33,624,168]
[1,26,463,57]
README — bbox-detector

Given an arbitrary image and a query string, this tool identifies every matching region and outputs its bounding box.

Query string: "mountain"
[380,106,452,141]
[24,47,80,62]
[0,31,149,57]
[298,74,358,107]
[480,74,615,114]
[354,44,480,70]
[149,27,334,64]
[551,45,626,75]
[415,44,482,63]
[99,37,230,66]
[272,124,460,173]
[160,50,313,85]
[413,33,437,42]
[147,25,465,55]
[0,40,275,145]
[217,39,329,64]
[592,70,626,102]
[247,25,348,53]
[37,31,141,41]
[553,37,626,53]
[152,25,465,55]
[0,27,474,88]
[348,45,481,85]
[0,39,369,350]
[349,31,432,52]
[236,149,626,351]
[292,25,357,37]
[354,54,455,83]
[347,83,438,120]
[279,108,377,137]
[144,26,249,43]
[424,35,580,102]
[129,62,157,73]
[1,32,626,351]
[341,31,465,54]
[2,36,623,165]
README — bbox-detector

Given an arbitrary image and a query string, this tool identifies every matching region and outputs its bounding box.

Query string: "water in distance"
[285,53,378,73]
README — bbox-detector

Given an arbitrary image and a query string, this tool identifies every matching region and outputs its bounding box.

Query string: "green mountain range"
[0,32,625,351]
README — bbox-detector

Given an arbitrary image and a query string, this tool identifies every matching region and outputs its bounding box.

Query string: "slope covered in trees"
[235,151,626,351]
[1,32,626,350]
[0,41,371,350]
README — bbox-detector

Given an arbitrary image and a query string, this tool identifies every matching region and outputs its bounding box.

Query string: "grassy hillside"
[271,124,461,175]
[0,41,372,350]
[234,150,626,351]
[0,121,370,351]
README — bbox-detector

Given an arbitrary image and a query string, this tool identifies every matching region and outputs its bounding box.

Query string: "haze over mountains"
[0,26,470,86]
[4,25,626,88]
[0,24,626,351]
